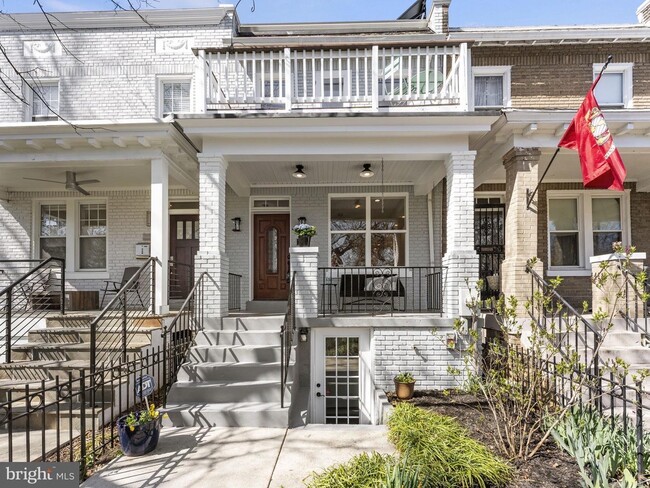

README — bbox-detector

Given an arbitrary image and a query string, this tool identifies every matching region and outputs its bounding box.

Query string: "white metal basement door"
[311,328,373,424]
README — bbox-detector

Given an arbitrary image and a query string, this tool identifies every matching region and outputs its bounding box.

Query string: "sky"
[0,0,641,26]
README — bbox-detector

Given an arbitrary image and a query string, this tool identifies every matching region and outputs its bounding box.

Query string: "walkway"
[82,425,393,488]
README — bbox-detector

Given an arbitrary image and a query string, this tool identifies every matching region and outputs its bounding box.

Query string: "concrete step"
[195,330,280,347]
[188,345,290,363]
[214,315,284,332]
[0,379,58,402]
[600,347,650,365]
[164,401,289,428]
[166,379,292,404]
[11,342,148,361]
[602,332,645,348]
[245,301,288,314]
[46,315,162,329]
[177,361,294,382]
[0,360,94,381]
[29,328,154,344]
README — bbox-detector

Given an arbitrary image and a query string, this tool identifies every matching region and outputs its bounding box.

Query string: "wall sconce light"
[298,216,307,225]
[299,327,309,342]
[232,217,242,232]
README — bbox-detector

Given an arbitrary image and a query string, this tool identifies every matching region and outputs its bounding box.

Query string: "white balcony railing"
[196,43,470,113]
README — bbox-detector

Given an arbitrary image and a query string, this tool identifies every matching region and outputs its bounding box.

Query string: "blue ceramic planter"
[117,415,162,457]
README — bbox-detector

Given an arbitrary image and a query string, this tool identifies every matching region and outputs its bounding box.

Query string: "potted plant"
[292,223,317,247]
[394,372,416,400]
[117,403,162,457]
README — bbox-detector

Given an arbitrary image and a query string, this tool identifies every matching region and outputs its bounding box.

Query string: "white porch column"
[290,247,318,318]
[151,155,170,314]
[194,154,229,319]
[442,151,479,317]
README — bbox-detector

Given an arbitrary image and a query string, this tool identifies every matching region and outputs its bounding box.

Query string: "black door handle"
[316,392,322,397]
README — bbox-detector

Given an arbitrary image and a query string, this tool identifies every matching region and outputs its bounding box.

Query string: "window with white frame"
[593,63,633,108]
[161,80,191,115]
[473,66,511,109]
[547,192,627,272]
[36,200,107,273]
[31,81,59,120]
[330,195,407,267]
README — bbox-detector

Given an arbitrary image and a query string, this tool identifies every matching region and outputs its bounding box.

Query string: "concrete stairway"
[165,314,298,428]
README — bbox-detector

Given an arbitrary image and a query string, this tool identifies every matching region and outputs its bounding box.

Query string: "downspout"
[427,190,435,266]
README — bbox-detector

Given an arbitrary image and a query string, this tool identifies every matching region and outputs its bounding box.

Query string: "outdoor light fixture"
[360,163,375,178]
[292,164,307,179]
[298,216,307,225]
[232,217,241,232]
[299,328,309,342]
[354,199,362,209]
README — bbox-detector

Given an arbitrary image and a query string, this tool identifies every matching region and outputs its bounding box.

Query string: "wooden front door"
[170,215,199,299]
[254,214,290,300]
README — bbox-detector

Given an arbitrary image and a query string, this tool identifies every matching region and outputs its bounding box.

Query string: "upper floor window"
[31,81,59,121]
[161,80,191,116]
[593,63,633,108]
[473,66,511,109]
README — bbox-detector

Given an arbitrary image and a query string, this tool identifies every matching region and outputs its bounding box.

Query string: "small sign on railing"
[135,374,155,400]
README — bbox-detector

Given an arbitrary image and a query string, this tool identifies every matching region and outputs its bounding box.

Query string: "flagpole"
[525,54,613,210]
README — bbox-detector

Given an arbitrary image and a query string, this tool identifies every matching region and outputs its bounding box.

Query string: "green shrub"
[387,403,512,488]
[549,406,649,487]
[305,452,398,488]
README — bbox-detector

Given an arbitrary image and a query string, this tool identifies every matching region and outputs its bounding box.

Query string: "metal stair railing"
[621,266,650,339]
[90,257,156,374]
[280,272,296,409]
[0,258,65,363]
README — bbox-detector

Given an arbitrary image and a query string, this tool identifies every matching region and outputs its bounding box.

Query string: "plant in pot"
[292,223,317,247]
[117,402,162,457]
[394,372,416,400]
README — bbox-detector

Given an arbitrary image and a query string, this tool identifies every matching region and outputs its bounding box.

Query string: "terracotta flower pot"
[394,380,416,400]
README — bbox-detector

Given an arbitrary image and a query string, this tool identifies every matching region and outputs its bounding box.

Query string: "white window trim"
[472,66,511,110]
[158,75,193,117]
[546,190,630,277]
[593,63,633,109]
[33,198,109,279]
[328,192,409,267]
[26,78,59,122]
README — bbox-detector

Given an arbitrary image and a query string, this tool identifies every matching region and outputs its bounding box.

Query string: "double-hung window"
[39,204,67,260]
[330,195,407,267]
[161,79,191,116]
[473,66,511,109]
[547,191,628,274]
[31,81,59,121]
[79,203,107,270]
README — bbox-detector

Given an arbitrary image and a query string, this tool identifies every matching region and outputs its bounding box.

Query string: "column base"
[442,250,479,318]
[194,252,230,319]
[501,256,543,318]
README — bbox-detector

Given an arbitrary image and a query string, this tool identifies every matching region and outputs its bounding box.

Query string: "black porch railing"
[280,272,296,409]
[526,265,601,377]
[0,258,65,363]
[90,257,155,373]
[318,266,445,316]
[228,273,242,311]
[621,266,650,338]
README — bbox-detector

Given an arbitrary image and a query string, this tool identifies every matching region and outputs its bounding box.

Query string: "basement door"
[312,328,373,424]
[253,213,290,300]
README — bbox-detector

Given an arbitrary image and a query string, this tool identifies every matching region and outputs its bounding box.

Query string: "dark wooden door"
[254,214,290,300]
[170,215,199,299]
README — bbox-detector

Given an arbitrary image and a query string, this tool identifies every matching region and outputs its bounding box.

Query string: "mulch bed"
[387,390,582,488]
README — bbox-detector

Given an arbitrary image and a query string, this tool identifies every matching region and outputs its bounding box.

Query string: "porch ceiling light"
[354,199,362,209]
[360,164,375,178]
[292,164,307,179]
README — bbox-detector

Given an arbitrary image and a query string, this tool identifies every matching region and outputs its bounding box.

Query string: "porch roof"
[473,109,650,190]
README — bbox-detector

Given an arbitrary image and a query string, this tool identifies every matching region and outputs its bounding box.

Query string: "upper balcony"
[195,42,470,114]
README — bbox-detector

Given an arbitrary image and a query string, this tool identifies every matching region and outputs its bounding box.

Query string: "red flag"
[558,74,626,191]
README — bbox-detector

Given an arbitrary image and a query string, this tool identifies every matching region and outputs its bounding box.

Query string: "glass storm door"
[312,328,372,424]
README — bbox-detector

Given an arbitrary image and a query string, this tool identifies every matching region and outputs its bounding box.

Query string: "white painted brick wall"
[290,248,318,318]
[373,326,467,390]
[0,15,234,121]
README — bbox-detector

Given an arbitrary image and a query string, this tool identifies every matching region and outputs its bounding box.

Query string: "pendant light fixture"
[354,199,362,209]
[292,164,307,179]
[360,163,375,178]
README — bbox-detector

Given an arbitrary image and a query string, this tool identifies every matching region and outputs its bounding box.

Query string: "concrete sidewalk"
[82,425,393,488]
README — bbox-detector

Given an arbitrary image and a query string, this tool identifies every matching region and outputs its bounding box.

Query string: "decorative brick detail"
[443,152,479,317]
[195,154,229,318]
[501,147,543,316]
[290,247,318,318]
[373,326,467,390]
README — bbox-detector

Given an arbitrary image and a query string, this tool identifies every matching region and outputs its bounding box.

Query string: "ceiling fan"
[24,171,100,196]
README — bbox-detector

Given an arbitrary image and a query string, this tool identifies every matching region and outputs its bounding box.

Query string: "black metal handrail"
[228,273,242,311]
[169,260,194,301]
[0,258,65,363]
[280,272,296,409]
[90,257,156,374]
[526,265,601,375]
[317,266,445,316]
[621,266,649,338]
[162,272,207,394]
